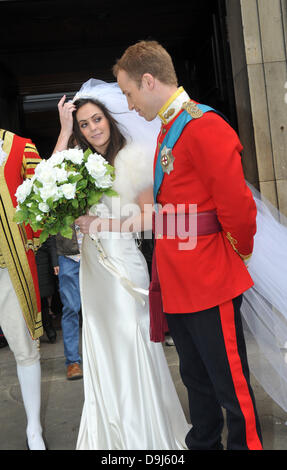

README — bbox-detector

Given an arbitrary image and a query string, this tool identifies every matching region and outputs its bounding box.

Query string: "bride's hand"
[75,215,98,234]
[57,95,76,137]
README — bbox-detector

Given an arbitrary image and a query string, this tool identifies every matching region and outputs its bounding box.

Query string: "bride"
[54,79,190,450]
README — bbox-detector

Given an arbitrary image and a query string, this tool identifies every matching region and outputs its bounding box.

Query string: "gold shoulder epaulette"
[182,101,203,119]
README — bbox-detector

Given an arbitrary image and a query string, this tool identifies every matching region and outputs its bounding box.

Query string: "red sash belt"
[153,210,222,238]
[149,210,222,342]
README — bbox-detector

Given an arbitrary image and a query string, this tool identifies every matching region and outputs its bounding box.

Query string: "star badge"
[160,146,175,174]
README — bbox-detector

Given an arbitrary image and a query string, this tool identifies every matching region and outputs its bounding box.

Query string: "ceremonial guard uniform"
[151,87,263,450]
[0,129,42,360]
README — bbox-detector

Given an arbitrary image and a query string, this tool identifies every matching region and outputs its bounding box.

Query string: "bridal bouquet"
[14,147,117,243]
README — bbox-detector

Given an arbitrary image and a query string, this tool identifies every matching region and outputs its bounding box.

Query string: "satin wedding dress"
[76,143,190,450]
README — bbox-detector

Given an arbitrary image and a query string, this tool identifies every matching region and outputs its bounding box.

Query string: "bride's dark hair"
[72,98,126,165]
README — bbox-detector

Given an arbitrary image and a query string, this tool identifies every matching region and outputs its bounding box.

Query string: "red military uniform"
[0,129,43,339]
[154,87,257,314]
[152,87,262,450]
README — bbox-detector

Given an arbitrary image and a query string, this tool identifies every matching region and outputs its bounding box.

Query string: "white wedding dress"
[76,143,190,450]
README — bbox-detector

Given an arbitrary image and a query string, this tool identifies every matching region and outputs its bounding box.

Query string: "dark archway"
[0,0,236,157]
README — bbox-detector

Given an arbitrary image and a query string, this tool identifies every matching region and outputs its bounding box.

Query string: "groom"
[113,40,263,450]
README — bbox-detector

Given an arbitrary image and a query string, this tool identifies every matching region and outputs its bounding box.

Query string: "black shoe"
[44,325,57,343]
[42,307,57,343]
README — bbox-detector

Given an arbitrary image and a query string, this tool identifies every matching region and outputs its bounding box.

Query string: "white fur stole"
[112,142,154,206]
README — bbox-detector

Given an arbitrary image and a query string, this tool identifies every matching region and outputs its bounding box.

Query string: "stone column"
[226,0,287,213]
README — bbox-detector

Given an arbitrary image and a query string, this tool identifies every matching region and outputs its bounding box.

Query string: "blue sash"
[154,104,218,204]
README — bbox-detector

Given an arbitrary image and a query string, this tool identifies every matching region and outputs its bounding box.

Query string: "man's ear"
[141,73,156,90]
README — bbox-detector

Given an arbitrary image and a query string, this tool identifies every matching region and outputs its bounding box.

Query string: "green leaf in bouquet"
[72,199,79,209]
[39,230,50,244]
[30,203,40,212]
[79,199,87,210]
[32,221,45,232]
[46,197,54,208]
[28,214,37,226]
[47,219,61,235]
[63,215,75,227]
[59,225,73,239]
[76,179,88,191]
[84,148,93,160]
[13,209,28,224]
[104,188,119,198]
[33,179,43,188]
[69,174,83,184]
[105,164,115,175]
[77,190,87,199]
[31,193,42,202]
[87,190,102,206]
[89,175,97,184]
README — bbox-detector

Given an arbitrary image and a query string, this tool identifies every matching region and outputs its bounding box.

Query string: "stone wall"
[226,0,287,213]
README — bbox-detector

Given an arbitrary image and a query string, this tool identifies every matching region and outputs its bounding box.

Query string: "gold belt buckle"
[25,241,35,252]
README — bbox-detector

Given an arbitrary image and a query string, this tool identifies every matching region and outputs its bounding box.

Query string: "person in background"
[36,236,58,343]
[55,226,83,380]
[0,127,46,450]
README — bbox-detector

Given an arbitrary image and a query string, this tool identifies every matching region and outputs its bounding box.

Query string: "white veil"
[74,79,287,412]
[241,184,287,412]
[72,78,161,158]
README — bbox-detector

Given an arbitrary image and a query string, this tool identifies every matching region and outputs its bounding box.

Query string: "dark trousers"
[166,295,263,450]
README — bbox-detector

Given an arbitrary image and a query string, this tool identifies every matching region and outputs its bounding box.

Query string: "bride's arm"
[75,186,154,235]
[53,95,76,153]
[121,185,154,233]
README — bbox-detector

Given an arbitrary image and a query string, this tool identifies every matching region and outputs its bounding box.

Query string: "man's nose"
[127,99,134,111]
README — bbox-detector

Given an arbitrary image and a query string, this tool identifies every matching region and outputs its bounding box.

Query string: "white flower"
[48,152,65,166]
[15,179,33,203]
[85,153,108,180]
[63,148,84,165]
[36,214,44,221]
[55,166,68,183]
[38,183,62,202]
[61,183,77,200]
[35,160,57,186]
[95,173,113,189]
[38,202,50,212]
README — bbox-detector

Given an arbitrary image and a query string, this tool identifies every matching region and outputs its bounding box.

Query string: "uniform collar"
[158,86,190,125]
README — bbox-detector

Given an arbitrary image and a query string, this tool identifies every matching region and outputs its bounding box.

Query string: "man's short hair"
[113,40,178,87]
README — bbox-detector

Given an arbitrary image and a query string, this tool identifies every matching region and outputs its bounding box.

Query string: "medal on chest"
[160,145,175,175]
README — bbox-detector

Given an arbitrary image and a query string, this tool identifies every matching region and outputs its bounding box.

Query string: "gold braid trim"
[226,232,252,261]
[22,156,41,180]
[226,232,238,252]
[239,253,252,262]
